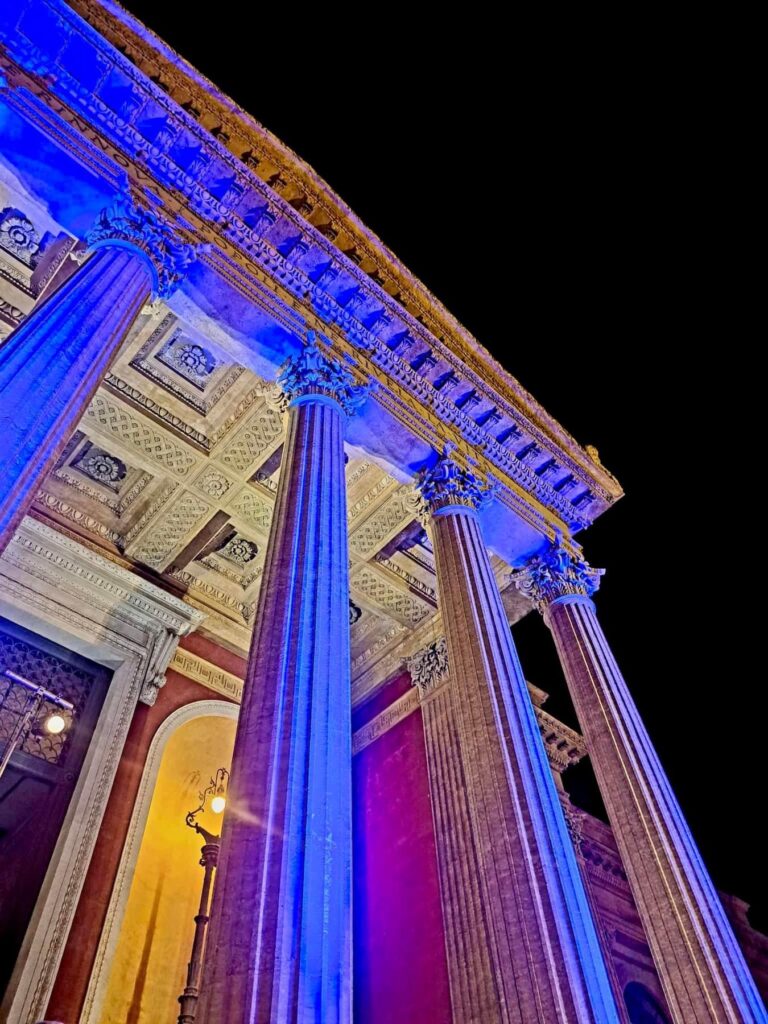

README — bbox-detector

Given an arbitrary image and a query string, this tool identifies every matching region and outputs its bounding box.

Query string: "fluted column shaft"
[0,195,194,555]
[420,455,619,1024]
[198,341,367,1024]
[415,668,505,1022]
[0,247,150,551]
[544,589,766,1024]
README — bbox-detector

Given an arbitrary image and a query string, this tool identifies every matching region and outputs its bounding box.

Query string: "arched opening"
[97,707,236,1024]
[623,981,672,1024]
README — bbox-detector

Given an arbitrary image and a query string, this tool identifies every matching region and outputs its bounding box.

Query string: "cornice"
[2,517,204,634]
[0,2,622,539]
[59,4,617,499]
[65,0,619,487]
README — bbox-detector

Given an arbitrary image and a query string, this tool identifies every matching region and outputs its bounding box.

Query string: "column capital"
[407,636,449,699]
[277,333,372,415]
[85,194,197,299]
[512,534,603,608]
[418,447,493,514]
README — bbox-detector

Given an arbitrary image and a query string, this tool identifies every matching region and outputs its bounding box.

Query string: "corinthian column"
[419,453,619,1024]
[197,338,369,1024]
[0,194,195,554]
[513,542,766,1024]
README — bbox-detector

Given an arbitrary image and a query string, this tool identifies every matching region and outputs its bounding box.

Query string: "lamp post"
[0,670,74,782]
[177,767,229,1024]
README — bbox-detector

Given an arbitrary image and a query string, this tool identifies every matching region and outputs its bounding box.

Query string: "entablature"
[0,0,622,550]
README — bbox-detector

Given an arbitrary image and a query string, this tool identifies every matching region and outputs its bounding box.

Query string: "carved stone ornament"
[0,207,42,267]
[418,447,494,513]
[85,193,197,299]
[277,332,372,415]
[511,532,603,609]
[71,443,127,491]
[407,636,450,698]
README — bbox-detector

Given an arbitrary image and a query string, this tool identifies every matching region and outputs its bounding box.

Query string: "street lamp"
[0,670,74,782]
[177,767,229,1024]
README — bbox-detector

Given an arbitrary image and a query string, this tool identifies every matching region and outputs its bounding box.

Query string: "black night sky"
[119,4,765,930]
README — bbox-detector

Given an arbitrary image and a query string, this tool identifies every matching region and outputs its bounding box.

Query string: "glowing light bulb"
[45,713,66,735]
[211,795,226,814]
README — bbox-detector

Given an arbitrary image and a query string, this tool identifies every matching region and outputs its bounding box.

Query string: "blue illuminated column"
[514,543,767,1024]
[419,453,620,1024]
[0,195,194,555]
[197,338,369,1024]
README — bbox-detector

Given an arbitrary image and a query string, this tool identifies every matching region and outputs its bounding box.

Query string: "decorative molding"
[0,518,203,1023]
[103,372,212,451]
[350,621,407,673]
[34,490,122,545]
[348,470,396,522]
[169,647,243,702]
[373,553,437,602]
[351,688,420,755]
[129,313,245,416]
[121,481,179,547]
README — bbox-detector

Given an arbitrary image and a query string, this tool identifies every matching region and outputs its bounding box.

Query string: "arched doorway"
[91,702,237,1024]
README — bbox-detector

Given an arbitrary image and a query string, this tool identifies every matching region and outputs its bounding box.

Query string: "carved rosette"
[277,333,371,415]
[511,535,603,610]
[407,636,450,698]
[418,450,493,514]
[85,194,196,299]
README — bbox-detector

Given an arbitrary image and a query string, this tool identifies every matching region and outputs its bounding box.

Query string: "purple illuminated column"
[514,542,766,1024]
[419,453,620,1023]
[0,195,194,554]
[197,339,369,1024]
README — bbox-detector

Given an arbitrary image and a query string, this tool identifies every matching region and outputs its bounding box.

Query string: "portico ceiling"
[0,0,623,699]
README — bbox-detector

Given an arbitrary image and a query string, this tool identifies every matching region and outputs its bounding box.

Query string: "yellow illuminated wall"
[101,713,236,1024]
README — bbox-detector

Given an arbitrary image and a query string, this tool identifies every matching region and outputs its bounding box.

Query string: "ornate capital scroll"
[139,622,193,706]
[511,533,603,609]
[85,194,197,298]
[407,636,450,698]
[277,332,372,414]
[418,448,494,514]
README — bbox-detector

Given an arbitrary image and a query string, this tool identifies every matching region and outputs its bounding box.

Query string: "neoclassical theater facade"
[0,3,765,1023]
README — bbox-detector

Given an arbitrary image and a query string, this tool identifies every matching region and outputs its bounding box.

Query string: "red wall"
[353,674,452,1024]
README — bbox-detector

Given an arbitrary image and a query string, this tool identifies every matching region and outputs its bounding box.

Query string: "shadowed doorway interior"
[0,616,111,999]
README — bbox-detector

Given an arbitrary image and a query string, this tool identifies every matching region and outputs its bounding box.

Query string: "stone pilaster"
[514,540,766,1024]
[418,453,620,1024]
[197,337,369,1024]
[0,194,195,554]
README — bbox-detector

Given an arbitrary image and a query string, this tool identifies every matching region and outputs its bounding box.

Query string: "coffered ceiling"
[0,177,533,696]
